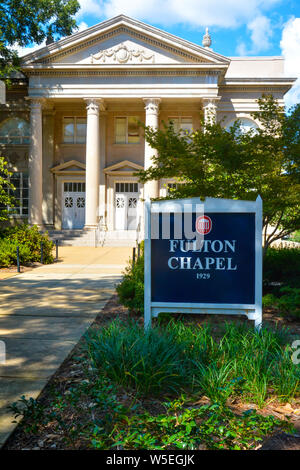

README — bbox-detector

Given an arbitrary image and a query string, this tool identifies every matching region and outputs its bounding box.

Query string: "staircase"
[47,229,137,247]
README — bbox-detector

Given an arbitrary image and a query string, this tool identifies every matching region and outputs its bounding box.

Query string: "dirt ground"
[3,295,300,451]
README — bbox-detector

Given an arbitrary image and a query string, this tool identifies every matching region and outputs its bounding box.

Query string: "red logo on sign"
[196,215,212,235]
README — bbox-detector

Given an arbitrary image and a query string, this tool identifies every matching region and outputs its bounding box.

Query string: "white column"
[202,98,219,126]
[28,98,44,226]
[99,109,107,224]
[84,98,104,229]
[143,98,161,199]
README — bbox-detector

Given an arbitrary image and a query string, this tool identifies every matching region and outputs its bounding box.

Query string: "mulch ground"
[3,295,300,451]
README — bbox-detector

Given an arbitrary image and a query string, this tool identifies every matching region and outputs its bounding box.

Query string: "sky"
[16,0,300,108]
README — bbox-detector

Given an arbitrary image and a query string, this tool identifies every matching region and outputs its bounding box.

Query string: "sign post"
[144,196,262,330]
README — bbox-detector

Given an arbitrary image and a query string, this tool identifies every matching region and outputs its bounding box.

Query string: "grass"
[7,315,299,450]
[86,319,300,407]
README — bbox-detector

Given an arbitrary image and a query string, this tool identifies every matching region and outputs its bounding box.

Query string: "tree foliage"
[0,0,80,79]
[138,95,300,251]
[0,155,16,220]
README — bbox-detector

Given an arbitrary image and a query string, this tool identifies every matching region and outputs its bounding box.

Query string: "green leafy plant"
[277,287,300,318]
[0,155,16,220]
[8,396,47,434]
[90,399,291,450]
[84,319,299,407]
[85,319,188,396]
[264,246,300,289]
[0,224,54,266]
[116,242,144,314]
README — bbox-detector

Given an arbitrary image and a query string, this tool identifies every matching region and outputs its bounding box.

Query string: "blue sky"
[17,0,300,106]
[74,0,299,58]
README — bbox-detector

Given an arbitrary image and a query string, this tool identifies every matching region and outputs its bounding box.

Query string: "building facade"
[0,15,295,244]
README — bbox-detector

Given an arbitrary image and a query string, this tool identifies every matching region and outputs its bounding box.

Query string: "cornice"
[223,78,296,85]
[24,69,223,79]
[21,19,229,66]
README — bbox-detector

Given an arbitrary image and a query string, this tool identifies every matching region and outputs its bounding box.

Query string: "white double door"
[62,182,86,229]
[115,183,139,230]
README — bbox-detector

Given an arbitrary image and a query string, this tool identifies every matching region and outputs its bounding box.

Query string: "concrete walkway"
[0,246,132,446]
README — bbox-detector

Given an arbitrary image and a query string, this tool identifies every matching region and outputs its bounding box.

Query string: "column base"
[84,224,98,230]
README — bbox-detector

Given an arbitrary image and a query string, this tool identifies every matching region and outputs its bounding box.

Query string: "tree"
[138,95,300,253]
[0,155,16,220]
[0,0,80,80]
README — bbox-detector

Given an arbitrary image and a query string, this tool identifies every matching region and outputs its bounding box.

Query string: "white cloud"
[76,0,103,19]
[13,41,47,57]
[77,21,89,32]
[248,16,272,52]
[235,15,273,55]
[236,42,248,56]
[280,17,300,108]
[101,0,280,29]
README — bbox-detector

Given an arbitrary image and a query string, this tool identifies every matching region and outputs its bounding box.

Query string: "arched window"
[0,118,30,144]
[226,117,258,135]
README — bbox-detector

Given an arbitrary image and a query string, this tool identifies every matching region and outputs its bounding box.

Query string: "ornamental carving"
[90,43,155,64]
[144,98,161,115]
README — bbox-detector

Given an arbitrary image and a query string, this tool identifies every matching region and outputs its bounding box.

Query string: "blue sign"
[151,213,255,305]
[144,197,263,330]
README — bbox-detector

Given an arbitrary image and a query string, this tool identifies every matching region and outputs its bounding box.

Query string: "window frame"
[1,171,29,217]
[0,118,30,145]
[115,181,139,193]
[62,116,87,144]
[114,116,140,145]
[168,116,193,134]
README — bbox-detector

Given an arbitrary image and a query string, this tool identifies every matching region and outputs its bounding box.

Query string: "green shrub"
[116,242,144,313]
[262,293,278,308]
[277,287,300,317]
[0,239,31,267]
[263,287,300,318]
[264,246,300,288]
[291,230,300,243]
[0,224,54,266]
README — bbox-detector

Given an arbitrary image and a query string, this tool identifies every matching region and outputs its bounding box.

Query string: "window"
[169,117,193,134]
[63,117,87,143]
[115,182,138,193]
[0,118,30,144]
[0,172,29,216]
[64,182,86,192]
[115,117,139,144]
[226,117,258,135]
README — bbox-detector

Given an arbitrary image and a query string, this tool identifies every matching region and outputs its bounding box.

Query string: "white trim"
[62,116,87,144]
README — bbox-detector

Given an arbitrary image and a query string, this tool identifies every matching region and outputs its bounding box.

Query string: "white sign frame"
[144,196,262,329]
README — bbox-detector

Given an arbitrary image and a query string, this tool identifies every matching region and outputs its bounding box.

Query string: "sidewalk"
[0,246,131,446]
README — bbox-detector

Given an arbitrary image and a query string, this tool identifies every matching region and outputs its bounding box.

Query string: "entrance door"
[62,182,86,229]
[115,182,139,230]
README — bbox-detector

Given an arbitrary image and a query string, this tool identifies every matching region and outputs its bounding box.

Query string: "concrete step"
[47,229,138,247]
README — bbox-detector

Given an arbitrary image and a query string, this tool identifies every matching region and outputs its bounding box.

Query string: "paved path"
[0,246,131,446]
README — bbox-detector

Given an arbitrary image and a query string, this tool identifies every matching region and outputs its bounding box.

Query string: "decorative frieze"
[91,43,155,64]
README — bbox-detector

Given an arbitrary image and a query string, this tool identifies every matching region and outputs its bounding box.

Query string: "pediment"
[51,160,85,174]
[104,160,143,175]
[21,15,229,67]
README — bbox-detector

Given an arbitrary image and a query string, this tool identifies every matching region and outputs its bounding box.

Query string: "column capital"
[202,97,220,125]
[26,97,46,112]
[143,98,161,115]
[84,98,106,114]
[202,97,220,109]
